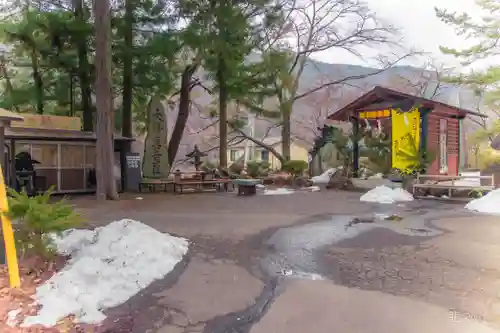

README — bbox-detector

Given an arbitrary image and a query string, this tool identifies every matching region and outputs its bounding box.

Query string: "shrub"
[7,188,83,259]
[282,160,308,177]
[469,188,485,198]
[246,160,270,178]
[201,160,218,172]
[229,161,245,175]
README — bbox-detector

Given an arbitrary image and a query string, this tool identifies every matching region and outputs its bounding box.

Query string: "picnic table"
[173,170,232,193]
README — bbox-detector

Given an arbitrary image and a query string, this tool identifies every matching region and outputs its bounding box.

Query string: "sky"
[311,0,486,69]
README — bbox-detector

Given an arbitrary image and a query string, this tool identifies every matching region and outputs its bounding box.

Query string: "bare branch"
[230,126,285,162]
[294,52,416,101]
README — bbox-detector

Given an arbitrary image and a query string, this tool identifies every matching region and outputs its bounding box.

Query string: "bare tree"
[384,61,449,100]
[94,0,118,200]
[294,82,367,145]
[241,0,414,161]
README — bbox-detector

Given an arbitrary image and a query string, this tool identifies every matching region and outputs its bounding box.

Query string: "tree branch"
[293,53,415,101]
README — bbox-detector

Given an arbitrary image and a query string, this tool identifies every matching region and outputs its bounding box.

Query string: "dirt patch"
[321,228,500,328]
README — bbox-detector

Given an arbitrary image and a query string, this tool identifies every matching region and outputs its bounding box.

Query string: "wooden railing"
[413,174,495,198]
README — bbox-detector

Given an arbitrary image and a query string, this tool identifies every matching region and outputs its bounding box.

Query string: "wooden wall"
[13,141,96,192]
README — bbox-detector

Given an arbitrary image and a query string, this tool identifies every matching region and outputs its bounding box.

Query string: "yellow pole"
[0,165,20,288]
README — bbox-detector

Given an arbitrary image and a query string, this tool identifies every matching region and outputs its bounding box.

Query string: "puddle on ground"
[260,198,477,281]
[203,204,473,333]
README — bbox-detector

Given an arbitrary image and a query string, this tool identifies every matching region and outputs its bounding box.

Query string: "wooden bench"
[412,174,495,198]
[139,179,173,192]
[172,170,232,193]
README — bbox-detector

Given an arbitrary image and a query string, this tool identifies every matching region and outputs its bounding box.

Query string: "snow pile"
[22,219,189,327]
[302,186,320,192]
[264,188,295,195]
[360,185,414,204]
[311,168,337,184]
[465,189,500,214]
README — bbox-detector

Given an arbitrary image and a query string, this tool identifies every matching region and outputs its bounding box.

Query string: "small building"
[3,114,132,194]
[326,86,486,176]
[228,137,309,170]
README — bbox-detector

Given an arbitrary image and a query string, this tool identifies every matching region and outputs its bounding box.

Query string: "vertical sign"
[142,97,169,179]
[124,153,142,191]
[439,119,448,173]
[0,164,20,287]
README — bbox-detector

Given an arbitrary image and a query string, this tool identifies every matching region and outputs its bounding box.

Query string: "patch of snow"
[7,309,22,327]
[256,184,266,189]
[22,219,189,328]
[311,168,337,184]
[374,213,390,220]
[263,188,295,195]
[367,173,383,180]
[360,185,414,204]
[302,186,320,192]
[465,189,500,214]
[135,196,144,200]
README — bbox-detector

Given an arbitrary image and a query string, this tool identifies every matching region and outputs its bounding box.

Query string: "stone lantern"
[186,145,207,171]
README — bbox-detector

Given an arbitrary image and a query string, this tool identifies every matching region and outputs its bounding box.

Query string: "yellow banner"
[391,108,420,171]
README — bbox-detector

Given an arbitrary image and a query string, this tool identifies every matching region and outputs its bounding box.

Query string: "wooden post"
[0,124,5,178]
[10,139,16,188]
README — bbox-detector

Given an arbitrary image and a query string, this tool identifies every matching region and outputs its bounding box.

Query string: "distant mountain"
[147,57,491,169]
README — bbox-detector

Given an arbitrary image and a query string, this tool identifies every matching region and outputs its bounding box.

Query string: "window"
[31,144,58,168]
[261,150,269,162]
[230,149,238,162]
[60,144,85,168]
[85,145,96,168]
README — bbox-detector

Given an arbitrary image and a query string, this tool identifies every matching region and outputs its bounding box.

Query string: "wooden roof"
[0,108,24,122]
[4,127,133,141]
[328,86,486,121]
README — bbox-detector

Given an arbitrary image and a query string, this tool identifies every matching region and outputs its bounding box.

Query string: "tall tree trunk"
[281,104,292,161]
[93,0,118,200]
[30,49,44,114]
[168,63,198,164]
[217,55,228,168]
[69,72,74,116]
[74,0,93,131]
[121,0,133,139]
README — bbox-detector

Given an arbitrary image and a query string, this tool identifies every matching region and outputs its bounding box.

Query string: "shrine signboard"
[142,97,169,179]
